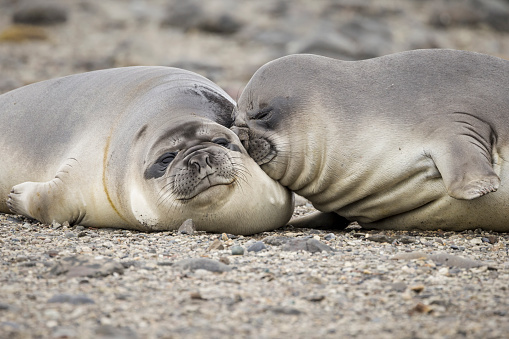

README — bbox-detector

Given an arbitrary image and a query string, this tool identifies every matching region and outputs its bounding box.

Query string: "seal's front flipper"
[7,160,85,224]
[288,211,351,230]
[429,133,500,200]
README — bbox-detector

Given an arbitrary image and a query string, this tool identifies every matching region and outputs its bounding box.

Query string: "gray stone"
[64,232,75,238]
[51,221,62,229]
[396,236,416,244]
[48,255,124,278]
[367,234,394,243]
[247,241,266,252]
[324,233,336,241]
[178,219,196,235]
[269,306,302,315]
[48,294,95,305]
[95,325,138,339]
[282,238,333,253]
[174,258,231,272]
[262,236,292,246]
[429,253,486,269]
[392,251,489,269]
[207,239,224,251]
[231,245,244,255]
[483,235,499,244]
[391,252,428,260]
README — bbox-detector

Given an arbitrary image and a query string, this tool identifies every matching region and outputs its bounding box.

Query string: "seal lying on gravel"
[233,49,509,231]
[0,67,293,234]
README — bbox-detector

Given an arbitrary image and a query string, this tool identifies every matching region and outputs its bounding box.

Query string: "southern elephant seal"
[233,49,509,231]
[0,67,293,234]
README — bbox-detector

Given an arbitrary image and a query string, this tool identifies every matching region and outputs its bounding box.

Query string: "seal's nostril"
[190,153,213,172]
[190,159,201,171]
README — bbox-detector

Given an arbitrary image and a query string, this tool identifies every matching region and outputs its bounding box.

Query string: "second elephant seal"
[233,49,509,231]
[0,66,293,234]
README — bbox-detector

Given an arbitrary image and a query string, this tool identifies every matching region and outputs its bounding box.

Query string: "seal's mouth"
[176,176,236,202]
[231,126,277,166]
[245,137,276,166]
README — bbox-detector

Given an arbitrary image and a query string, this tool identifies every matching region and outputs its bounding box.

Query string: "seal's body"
[234,49,509,231]
[0,67,293,234]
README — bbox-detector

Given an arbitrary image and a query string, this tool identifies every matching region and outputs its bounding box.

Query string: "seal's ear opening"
[144,152,177,179]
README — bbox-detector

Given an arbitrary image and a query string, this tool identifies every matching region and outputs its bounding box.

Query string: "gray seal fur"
[233,49,509,231]
[0,67,293,234]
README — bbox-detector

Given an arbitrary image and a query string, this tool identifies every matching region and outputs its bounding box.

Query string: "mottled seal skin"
[0,67,293,234]
[233,49,509,231]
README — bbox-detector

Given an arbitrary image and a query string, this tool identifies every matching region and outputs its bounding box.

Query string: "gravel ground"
[1,209,509,339]
[2,0,509,338]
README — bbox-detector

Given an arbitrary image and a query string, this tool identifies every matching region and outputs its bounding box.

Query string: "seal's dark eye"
[159,152,177,165]
[213,138,230,147]
[252,107,272,120]
[145,151,178,179]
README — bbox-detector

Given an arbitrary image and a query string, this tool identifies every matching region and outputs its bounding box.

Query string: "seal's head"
[233,55,324,192]
[129,116,293,234]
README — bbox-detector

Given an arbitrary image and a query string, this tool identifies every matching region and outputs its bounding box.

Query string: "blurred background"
[0,0,508,97]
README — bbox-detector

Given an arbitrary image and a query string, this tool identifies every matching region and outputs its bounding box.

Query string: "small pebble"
[324,233,336,241]
[48,294,95,305]
[174,258,231,272]
[51,222,62,229]
[64,232,75,238]
[247,241,266,252]
[366,234,393,243]
[207,239,224,251]
[178,219,196,235]
[231,245,244,255]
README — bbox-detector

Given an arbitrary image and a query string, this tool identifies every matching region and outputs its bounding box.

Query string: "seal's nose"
[233,113,248,127]
[189,152,213,175]
[231,126,250,150]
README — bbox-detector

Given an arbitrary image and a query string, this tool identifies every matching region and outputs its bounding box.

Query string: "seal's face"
[233,91,295,183]
[144,119,246,205]
[129,116,293,234]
